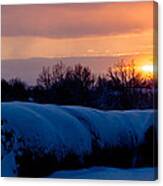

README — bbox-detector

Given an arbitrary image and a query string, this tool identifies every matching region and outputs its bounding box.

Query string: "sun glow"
[141,65,153,73]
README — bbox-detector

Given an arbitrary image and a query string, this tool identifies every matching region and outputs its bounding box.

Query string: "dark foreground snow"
[50,167,157,181]
[1,102,157,179]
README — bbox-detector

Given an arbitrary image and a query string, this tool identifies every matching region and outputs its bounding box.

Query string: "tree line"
[1,60,157,110]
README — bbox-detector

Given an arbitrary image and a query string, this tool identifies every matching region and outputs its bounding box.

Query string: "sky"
[1,1,157,84]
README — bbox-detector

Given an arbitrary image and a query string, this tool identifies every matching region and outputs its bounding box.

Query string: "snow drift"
[49,167,157,181]
[1,102,157,177]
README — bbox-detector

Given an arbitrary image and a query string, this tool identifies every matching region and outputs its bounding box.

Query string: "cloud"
[1,2,155,38]
[2,31,153,60]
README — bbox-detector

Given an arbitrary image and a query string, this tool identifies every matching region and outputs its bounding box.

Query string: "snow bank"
[50,167,157,181]
[61,106,155,149]
[1,102,157,177]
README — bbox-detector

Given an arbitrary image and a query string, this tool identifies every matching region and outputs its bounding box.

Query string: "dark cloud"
[2,2,154,38]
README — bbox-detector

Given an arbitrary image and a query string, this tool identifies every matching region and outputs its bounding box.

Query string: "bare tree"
[107,60,145,88]
[37,66,52,89]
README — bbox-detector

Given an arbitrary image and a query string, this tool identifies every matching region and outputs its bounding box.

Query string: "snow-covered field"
[1,102,157,180]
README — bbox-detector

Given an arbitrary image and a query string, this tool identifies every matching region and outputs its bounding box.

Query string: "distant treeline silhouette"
[1,61,157,110]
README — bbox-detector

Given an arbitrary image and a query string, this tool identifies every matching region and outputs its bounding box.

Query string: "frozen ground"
[50,167,157,181]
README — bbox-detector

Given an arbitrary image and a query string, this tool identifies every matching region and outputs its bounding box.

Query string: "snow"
[49,167,157,181]
[1,102,157,179]
[61,106,155,149]
[1,152,17,177]
[1,102,92,162]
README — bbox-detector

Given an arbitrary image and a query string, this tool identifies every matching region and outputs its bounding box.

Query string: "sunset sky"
[1,1,157,84]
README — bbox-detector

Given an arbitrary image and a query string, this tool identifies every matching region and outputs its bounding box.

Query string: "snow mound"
[1,102,92,160]
[1,102,157,177]
[50,166,157,181]
[61,106,155,149]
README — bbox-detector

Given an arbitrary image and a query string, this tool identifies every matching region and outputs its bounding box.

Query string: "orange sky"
[1,1,157,83]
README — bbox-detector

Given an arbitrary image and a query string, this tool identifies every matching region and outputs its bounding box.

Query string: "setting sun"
[141,65,153,73]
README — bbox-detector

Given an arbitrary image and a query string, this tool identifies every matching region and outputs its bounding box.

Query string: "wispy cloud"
[2,31,153,60]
